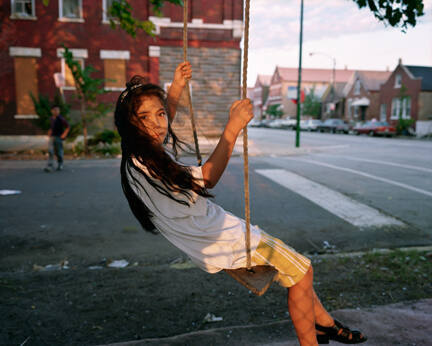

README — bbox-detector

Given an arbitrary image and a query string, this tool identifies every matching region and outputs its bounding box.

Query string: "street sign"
[53,73,65,88]
[287,86,305,104]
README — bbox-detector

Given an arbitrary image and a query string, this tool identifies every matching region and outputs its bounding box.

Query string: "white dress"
[127,157,262,273]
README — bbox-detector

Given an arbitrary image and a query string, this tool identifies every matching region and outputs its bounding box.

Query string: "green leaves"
[353,0,425,31]
[266,104,284,118]
[303,87,321,118]
[62,46,106,102]
[107,0,183,38]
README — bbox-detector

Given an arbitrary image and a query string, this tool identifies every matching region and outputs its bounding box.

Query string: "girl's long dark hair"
[114,76,212,234]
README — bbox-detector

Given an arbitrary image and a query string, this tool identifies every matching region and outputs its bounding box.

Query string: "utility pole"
[309,52,337,116]
[295,0,304,148]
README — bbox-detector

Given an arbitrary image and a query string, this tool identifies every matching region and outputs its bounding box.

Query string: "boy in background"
[44,105,69,172]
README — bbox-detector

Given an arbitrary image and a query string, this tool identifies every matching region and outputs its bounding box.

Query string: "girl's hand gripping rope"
[172,61,192,88]
[227,98,254,135]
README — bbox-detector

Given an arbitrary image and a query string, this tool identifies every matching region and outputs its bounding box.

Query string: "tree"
[303,87,321,118]
[30,93,82,140]
[353,0,424,31]
[62,47,111,154]
[42,0,425,38]
[265,104,284,119]
[396,84,415,135]
[108,0,424,37]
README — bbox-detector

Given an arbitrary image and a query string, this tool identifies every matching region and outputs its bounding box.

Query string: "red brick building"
[1,0,243,140]
[251,74,270,120]
[344,70,391,122]
[264,66,355,119]
[379,60,432,135]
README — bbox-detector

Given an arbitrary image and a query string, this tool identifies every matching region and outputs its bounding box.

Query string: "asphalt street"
[1,129,431,270]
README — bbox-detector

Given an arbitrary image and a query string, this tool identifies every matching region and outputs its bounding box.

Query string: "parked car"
[280,117,297,129]
[268,119,285,129]
[353,121,396,137]
[317,118,350,134]
[248,119,262,127]
[300,119,323,131]
[255,118,272,128]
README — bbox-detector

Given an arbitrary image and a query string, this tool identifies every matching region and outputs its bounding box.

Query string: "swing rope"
[183,0,253,269]
[242,0,252,270]
[183,0,202,166]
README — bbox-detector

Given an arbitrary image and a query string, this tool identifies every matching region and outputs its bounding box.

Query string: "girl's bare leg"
[312,289,335,327]
[287,266,318,346]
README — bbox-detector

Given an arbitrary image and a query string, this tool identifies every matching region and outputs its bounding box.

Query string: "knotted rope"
[183,0,252,269]
[183,0,202,166]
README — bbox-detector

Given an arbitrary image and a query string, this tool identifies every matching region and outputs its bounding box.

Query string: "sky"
[245,0,432,86]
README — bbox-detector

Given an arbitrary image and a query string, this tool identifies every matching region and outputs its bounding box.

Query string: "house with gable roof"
[251,74,271,120]
[344,70,392,122]
[379,59,432,136]
[264,66,355,119]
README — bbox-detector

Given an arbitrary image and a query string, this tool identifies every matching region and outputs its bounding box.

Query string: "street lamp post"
[309,52,336,115]
[295,0,304,148]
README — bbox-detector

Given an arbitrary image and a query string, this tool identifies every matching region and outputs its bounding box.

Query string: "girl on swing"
[114,61,367,346]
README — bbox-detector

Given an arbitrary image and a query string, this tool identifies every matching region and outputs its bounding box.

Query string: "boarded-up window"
[14,57,38,115]
[64,58,83,88]
[104,59,126,88]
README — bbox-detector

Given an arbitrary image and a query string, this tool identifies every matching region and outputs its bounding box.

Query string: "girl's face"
[135,95,168,145]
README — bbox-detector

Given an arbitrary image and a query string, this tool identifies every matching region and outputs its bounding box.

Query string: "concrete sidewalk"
[196,135,346,158]
[101,299,431,346]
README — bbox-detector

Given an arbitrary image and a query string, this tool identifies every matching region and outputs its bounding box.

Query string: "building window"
[401,97,411,119]
[391,97,411,119]
[394,74,402,88]
[380,104,387,121]
[100,50,129,91]
[102,0,117,22]
[62,58,84,89]
[354,79,361,95]
[14,57,38,117]
[391,98,401,119]
[9,47,41,118]
[59,0,83,21]
[104,60,126,90]
[11,0,35,18]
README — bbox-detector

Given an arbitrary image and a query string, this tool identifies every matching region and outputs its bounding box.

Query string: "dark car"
[317,118,350,134]
[353,121,396,137]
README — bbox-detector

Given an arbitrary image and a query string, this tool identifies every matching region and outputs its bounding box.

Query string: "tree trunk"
[81,99,88,155]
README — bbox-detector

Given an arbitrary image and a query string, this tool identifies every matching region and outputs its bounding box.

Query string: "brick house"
[264,66,354,119]
[1,0,243,141]
[320,82,348,119]
[344,70,391,122]
[251,74,270,120]
[379,60,432,136]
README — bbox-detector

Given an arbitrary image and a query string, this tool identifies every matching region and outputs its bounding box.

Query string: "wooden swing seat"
[225,265,278,296]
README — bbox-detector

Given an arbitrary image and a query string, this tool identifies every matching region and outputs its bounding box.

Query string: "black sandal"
[316,319,367,344]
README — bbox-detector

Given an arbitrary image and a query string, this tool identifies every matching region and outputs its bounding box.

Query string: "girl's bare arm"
[167,62,192,123]
[201,99,253,189]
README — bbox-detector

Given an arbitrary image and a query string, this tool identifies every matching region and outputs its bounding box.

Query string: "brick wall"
[159,46,241,141]
[0,0,242,137]
[379,65,422,124]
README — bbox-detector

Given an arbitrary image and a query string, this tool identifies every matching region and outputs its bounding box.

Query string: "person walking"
[44,105,69,172]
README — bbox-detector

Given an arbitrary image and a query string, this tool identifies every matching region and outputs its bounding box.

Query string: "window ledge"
[62,86,77,90]
[10,15,37,20]
[102,19,119,25]
[104,87,124,91]
[58,17,85,23]
[14,114,39,119]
